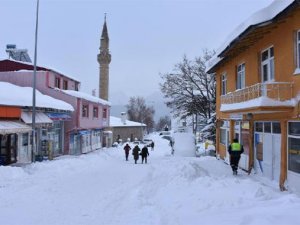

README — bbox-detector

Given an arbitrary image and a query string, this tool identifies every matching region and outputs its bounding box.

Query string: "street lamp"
[32,0,39,162]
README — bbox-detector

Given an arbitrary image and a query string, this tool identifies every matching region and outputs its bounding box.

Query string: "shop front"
[0,120,31,165]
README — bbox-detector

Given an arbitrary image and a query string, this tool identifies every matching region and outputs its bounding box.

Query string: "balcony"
[221,82,294,112]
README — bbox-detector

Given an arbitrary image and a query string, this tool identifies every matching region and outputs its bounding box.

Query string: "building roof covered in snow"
[0,82,74,111]
[61,89,111,106]
[206,0,296,73]
[110,116,146,127]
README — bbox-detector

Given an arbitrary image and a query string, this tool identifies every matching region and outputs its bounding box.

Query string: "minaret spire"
[97,14,111,101]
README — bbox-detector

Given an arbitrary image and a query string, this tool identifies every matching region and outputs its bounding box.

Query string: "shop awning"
[46,113,72,121]
[0,121,32,134]
[21,112,53,124]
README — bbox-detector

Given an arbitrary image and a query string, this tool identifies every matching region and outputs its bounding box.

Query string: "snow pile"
[173,131,196,157]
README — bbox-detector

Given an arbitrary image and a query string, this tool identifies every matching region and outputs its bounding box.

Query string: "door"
[263,133,273,179]
[262,133,281,181]
[273,134,281,182]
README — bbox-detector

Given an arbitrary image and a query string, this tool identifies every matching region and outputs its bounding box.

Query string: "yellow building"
[207,0,300,192]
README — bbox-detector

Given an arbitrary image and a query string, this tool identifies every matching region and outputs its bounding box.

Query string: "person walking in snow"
[228,138,244,175]
[132,145,141,164]
[150,141,155,151]
[123,143,131,161]
[141,145,150,164]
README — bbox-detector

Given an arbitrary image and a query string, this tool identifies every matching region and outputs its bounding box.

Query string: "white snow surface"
[1,133,300,225]
[0,82,74,111]
[110,116,146,127]
[61,89,111,106]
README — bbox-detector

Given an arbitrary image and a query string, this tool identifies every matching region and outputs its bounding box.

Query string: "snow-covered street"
[1,133,300,225]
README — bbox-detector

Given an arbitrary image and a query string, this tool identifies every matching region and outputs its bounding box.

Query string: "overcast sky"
[0,0,273,104]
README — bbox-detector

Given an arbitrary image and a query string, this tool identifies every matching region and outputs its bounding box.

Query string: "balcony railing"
[221,82,294,105]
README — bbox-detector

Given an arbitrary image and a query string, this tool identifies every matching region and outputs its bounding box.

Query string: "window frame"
[221,73,227,96]
[55,77,61,89]
[82,104,89,118]
[63,80,68,90]
[261,46,275,82]
[288,121,300,174]
[102,108,107,119]
[93,106,99,118]
[237,63,245,90]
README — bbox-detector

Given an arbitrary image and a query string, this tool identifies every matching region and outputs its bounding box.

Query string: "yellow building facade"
[208,1,300,191]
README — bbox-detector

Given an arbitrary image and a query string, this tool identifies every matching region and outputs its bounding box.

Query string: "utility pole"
[32,0,39,162]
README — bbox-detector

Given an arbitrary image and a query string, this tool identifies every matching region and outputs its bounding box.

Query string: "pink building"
[0,59,111,155]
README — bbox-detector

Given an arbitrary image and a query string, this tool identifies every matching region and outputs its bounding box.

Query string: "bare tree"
[126,96,155,133]
[155,115,171,131]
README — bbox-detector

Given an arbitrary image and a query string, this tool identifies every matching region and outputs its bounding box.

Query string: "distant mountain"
[110,91,170,122]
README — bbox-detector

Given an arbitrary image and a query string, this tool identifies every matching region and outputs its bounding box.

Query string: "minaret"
[97,14,111,100]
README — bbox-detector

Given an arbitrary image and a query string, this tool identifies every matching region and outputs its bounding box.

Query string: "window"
[75,83,79,91]
[82,105,89,118]
[261,47,274,82]
[297,30,300,68]
[63,80,68,90]
[55,77,60,88]
[221,73,227,95]
[220,128,226,145]
[288,122,300,174]
[103,108,107,119]
[93,107,98,118]
[264,122,271,133]
[255,122,263,132]
[237,63,245,89]
[272,122,281,134]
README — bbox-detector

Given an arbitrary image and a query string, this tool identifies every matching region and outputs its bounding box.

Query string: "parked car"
[142,139,153,147]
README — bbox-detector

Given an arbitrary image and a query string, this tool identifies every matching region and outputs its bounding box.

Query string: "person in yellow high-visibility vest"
[228,138,244,175]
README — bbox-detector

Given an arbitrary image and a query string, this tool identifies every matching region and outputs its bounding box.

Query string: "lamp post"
[32,0,39,162]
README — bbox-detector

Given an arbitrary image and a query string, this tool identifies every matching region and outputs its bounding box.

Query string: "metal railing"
[221,82,294,104]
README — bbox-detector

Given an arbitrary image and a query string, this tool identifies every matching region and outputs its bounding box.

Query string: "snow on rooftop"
[220,96,295,112]
[0,82,74,111]
[206,0,294,72]
[61,89,111,106]
[110,116,146,127]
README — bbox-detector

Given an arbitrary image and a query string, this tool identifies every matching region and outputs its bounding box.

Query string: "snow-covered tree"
[160,50,216,140]
[126,96,155,133]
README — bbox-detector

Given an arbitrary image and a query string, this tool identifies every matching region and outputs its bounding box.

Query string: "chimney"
[120,112,127,125]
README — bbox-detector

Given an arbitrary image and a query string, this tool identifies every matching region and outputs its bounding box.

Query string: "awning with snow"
[0,121,32,134]
[46,113,72,121]
[21,112,53,124]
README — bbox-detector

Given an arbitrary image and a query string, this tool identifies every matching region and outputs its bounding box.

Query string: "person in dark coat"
[141,145,150,164]
[150,141,155,151]
[123,143,131,161]
[132,145,141,164]
[228,138,244,175]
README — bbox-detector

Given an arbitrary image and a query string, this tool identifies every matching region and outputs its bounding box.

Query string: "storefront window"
[255,122,263,132]
[288,122,300,174]
[264,122,271,133]
[272,122,281,134]
[220,128,226,145]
